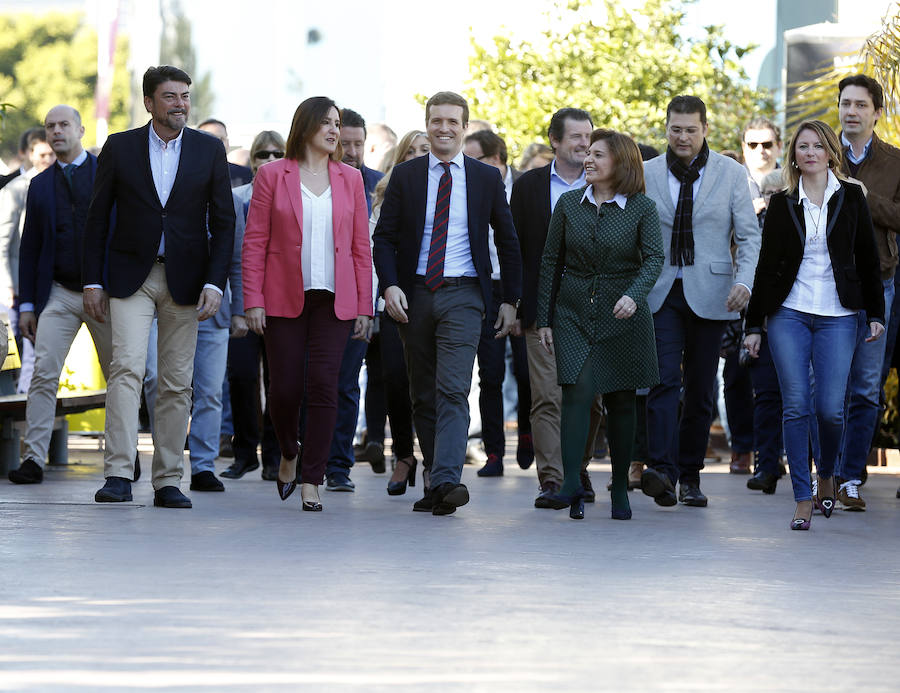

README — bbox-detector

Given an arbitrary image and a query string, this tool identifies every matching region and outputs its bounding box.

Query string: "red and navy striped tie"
[425,162,452,291]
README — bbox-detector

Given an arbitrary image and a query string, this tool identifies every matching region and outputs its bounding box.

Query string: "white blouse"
[300,183,335,292]
[782,170,854,317]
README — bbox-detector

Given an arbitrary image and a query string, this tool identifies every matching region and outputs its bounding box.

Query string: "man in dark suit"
[509,107,593,506]
[324,108,383,491]
[373,91,522,515]
[462,129,532,478]
[83,65,235,508]
[197,118,252,188]
[6,106,113,484]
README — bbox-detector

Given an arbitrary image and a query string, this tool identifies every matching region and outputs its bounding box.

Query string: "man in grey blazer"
[641,95,760,508]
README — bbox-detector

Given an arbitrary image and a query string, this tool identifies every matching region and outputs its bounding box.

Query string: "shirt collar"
[149,122,184,151]
[429,150,464,170]
[798,169,841,205]
[581,186,627,209]
[550,159,586,186]
[56,149,88,170]
[841,132,873,159]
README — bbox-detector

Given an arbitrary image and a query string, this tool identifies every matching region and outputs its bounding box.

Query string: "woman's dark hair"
[589,129,645,196]
[285,96,343,162]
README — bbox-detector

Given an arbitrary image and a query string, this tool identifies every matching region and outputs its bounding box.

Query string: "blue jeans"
[325,334,368,477]
[838,277,894,482]
[187,319,230,473]
[767,307,857,502]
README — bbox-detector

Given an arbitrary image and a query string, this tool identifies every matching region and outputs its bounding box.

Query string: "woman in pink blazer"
[243,96,373,511]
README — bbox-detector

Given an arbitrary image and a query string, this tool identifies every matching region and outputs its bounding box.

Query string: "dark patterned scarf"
[666,140,709,266]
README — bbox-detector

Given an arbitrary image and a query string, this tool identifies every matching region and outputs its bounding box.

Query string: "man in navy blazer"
[7,106,114,485]
[83,65,235,508]
[373,91,522,515]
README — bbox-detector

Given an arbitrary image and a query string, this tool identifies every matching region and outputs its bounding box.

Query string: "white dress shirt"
[301,182,335,292]
[550,159,586,212]
[416,151,476,277]
[782,170,852,317]
[148,124,183,257]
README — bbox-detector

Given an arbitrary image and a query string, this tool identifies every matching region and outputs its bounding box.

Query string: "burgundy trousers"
[264,290,351,484]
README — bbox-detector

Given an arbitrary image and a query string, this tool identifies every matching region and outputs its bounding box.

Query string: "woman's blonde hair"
[372,130,428,212]
[783,120,845,194]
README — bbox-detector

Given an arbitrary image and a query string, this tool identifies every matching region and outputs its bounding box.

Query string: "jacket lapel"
[329,160,346,241]
[464,155,478,249]
[166,127,192,208]
[693,153,718,210]
[825,184,845,239]
[283,160,303,231]
[139,123,162,209]
[413,156,429,250]
[784,190,806,244]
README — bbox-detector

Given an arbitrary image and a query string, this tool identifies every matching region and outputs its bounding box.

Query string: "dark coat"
[509,163,551,328]
[83,123,235,304]
[745,180,884,332]
[372,154,521,312]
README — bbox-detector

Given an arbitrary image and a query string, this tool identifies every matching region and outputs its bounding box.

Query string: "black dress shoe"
[95,477,132,502]
[432,482,470,515]
[747,470,778,494]
[220,458,260,479]
[580,470,595,503]
[219,433,234,458]
[8,458,43,484]
[640,467,677,507]
[133,452,141,482]
[363,441,386,474]
[678,481,708,507]
[190,470,225,492]
[534,482,561,509]
[153,486,192,508]
[261,464,278,481]
[413,489,434,512]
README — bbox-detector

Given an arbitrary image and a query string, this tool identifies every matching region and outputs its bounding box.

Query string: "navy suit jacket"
[372,153,521,312]
[19,154,99,315]
[83,123,235,304]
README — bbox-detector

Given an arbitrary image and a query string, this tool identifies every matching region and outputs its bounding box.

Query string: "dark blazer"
[509,163,551,328]
[372,154,521,312]
[745,180,884,331]
[83,123,235,304]
[19,154,99,315]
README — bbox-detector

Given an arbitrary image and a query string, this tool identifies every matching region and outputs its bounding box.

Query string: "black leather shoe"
[363,441,386,474]
[747,470,778,494]
[190,470,225,492]
[8,458,43,484]
[413,488,434,512]
[678,481,708,507]
[580,470,595,503]
[261,464,278,481]
[133,452,141,482]
[640,467,677,507]
[153,486,192,508]
[219,433,234,458]
[325,473,355,492]
[432,482,469,515]
[95,477,132,502]
[220,458,260,479]
[534,482,560,509]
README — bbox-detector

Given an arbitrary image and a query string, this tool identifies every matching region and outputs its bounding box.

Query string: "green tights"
[560,358,636,512]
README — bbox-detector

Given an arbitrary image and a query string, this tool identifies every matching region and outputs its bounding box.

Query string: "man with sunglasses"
[741,118,783,221]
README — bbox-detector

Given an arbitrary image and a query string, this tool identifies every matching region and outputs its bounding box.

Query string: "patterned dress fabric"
[536,189,664,393]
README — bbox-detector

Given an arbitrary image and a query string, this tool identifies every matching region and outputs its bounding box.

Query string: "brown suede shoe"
[627,462,644,490]
[729,452,752,474]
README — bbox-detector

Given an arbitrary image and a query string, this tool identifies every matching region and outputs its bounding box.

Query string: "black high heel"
[276,453,298,501]
[815,476,835,518]
[301,483,322,512]
[546,488,585,520]
[610,497,632,520]
[387,456,417,496]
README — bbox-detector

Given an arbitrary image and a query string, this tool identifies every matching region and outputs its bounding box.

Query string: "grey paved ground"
[1,438,899,691]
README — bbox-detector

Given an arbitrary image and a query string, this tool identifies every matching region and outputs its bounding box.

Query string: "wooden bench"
[0,390,106,474]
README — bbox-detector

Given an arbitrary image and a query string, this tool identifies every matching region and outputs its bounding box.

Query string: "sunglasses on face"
[254,150,284,160]
[745,141,774,150]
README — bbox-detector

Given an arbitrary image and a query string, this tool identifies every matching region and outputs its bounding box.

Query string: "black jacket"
[509,163,552,328]
[745,180,884,331]
[83,123,235,304]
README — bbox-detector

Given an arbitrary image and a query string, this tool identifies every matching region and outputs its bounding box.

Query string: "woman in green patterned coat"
[536,129,664,520]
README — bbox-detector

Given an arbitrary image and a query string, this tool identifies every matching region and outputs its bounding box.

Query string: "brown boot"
[627,462,643,490]
[729,451,752,474]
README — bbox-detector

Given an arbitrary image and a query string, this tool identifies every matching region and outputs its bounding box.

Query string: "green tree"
[465,0,772,162]
[160,0,213,123]
[0,12,130,158]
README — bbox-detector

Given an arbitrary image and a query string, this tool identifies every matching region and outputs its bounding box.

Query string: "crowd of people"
[2,65,899,528]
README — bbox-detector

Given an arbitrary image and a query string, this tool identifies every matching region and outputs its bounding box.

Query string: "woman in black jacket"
[743,120,884,531]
